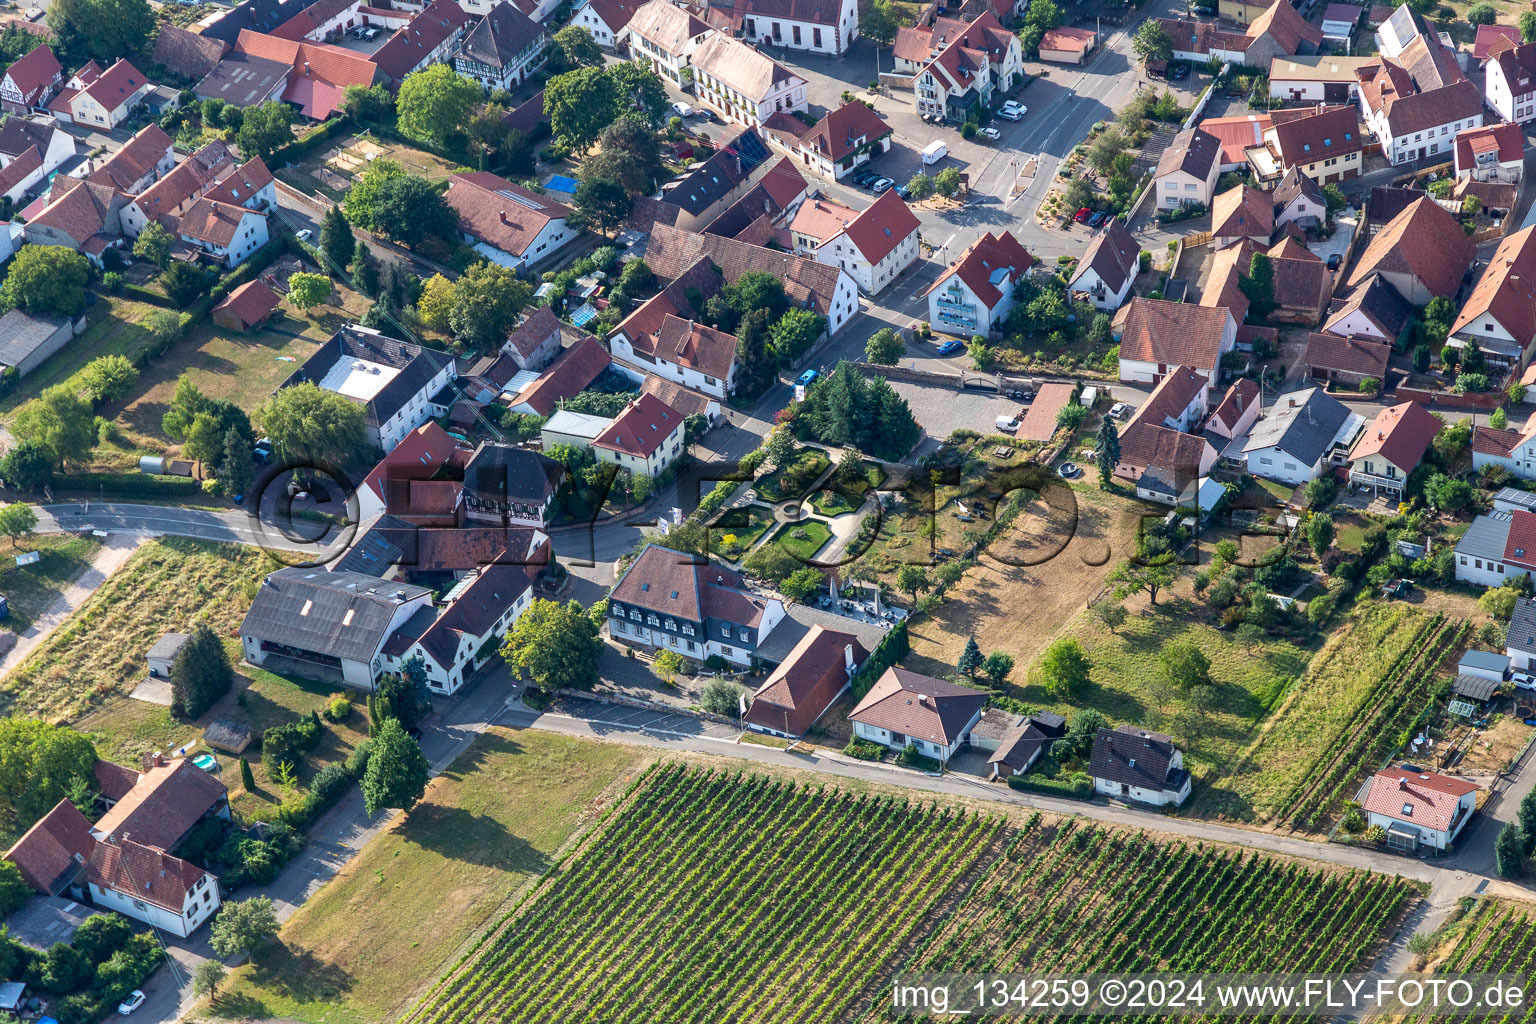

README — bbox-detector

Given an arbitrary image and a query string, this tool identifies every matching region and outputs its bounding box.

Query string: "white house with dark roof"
[1089,725,1191,806]
[1113,297,1236,389]
[1505,595,1536,670]
[745,624,866,738]
[607,543,786,666]
[380,559,541,694]
[176,195,268,267]
[452,3,548,90]
[1242,386,1363,485]
[500,306,563,373]
[444,171,577,273]
[463,442,565,527]
[572,0,638,49]
[1068,219,1139,311]
[1447,226,1536,369]
[1155,127,1222,211]
[1452,509,1536,587]
[702,0,857,55]
[848,667,986,763]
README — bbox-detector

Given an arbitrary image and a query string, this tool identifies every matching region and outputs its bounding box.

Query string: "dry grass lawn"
[209,729,648,1024]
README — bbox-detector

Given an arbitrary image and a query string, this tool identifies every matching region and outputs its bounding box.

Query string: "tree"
[342,83,395,124]
[12,385,95,468]
[1091,599,1127,634]
[933,166,962,199]
[193,960,227,1001]
[0,440,53,492]
[862,0,901,46]
[865,327,904,365]
[256,381,368,468]
[448,261,533,349]
[345,160,457,249]
[770,308,825,366]
[1468,2,1497,24]
[286,272,330,312]
[1523,9,1536,42]
[0,719,97,834]
[362,717,430,815]
[371,658,431,728]
[733,309,777,401]
[77,355,138,406]
[763,425,796,468]
[1240,252,1275,320]
[700,677,747,717]
[0,244,88,317]
[1160,640,1211,690]
[500,598,603,691]
[0,504,37,550]
[1306,512,1334,554]
[905,173,934,201]
[417,274,456,332]
[1086,127,1128,176]
[573,176,632,236]
[982,651,1015,687]
[319,205,355,274]
[781,566,824,604]
[587,118,665,196]
[1132,19,1172,64]
[1519,790,1536,854]
[1036,637,1091,698]
[239,756,255,791]
[209,897,279,959]
[897,563,930,602]
[957,634,983,678]
[0,861,28,919]
[553,24,604,69]
[132,220,173,269]
[397,64,481,149]
[1497,822,1526,878]
[1424,473,1472,514]
[1109,557,1176,605]
[47,0,152,64]
[652,649,686,683]
[546,65,621,150]
[163,261,213,306]
[170,622,233,719]
[608,60,668,126]
[237,102,295,162]
[1095,417,1119,488]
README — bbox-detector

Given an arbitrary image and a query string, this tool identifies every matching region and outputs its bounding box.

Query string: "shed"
[203,719,253,755]
[1458,650,1509,682]
[146,632,190,680]
[1452,674,1499,702]
[967,708,1022,752]
[0,983,24,1014]
[0,310,77,379]
[211,279,282,332]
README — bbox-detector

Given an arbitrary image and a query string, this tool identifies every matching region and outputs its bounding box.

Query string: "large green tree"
[47,0,153,63]
[256,381,369,467]
[345,161,457,250]
[0,719,96,834]
[552,24,604,69]
[500,597,603,692]
[76,354,138,406]
[286,272,331,312]
[545,64,621,150]
[319,204,355,274]
[170,622,234,720]
[574,176,632,236]
[0,440,53,492]
[608,60,669,126]
[1095,417,1120,488]
[590,116,665,195]
[1132,19,1173,63]
[1159,640,1211,690]
[209,897,279,959]
[361,717,431,815]
[132,221,173,269]
[12,384,94,468]
[862,0,900,46]
[0,244,88,318]
[397,64,482,149]
[236,102,295,162]
[449,261,533,349]
[1036,637,1090,698]
[0,504,37,550]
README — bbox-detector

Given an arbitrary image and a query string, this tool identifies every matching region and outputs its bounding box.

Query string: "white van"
[921,140,947,165]
[996,415,1020,433]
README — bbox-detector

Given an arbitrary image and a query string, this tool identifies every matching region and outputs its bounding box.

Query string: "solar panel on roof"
[496,189,546,211]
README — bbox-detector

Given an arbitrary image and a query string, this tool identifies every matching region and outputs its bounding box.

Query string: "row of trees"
[787,361,922,460]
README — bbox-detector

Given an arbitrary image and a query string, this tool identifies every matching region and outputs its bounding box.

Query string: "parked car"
[119,992,146,1016]
[296,229,312,241]
[1109,402,1130,420]
[1191,4,1215,13]
[1074,207,1092,223]
[1006,388,1029,399]
[1514,672,1536,691]
[1326,253,1343,271]
[1168,62,1190,79]
[979,126,1001,141]
[795,369,820,389]
[1088,211,1109,227]
[997,101,1026,121]
[895,184,913,199]
[252,438,273,464]
[936,340,965,355]
[870,177,895,194]
[670,101,693,117]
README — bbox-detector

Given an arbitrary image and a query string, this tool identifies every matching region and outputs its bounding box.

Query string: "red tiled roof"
[90,758,227,851]
[1361,767,1477,833]
[1472,423,1524,457]
[178,196,259,247]
[93,760,142,801]
[1246,0,1322,53]
[580,0,640,32]
[1117,419,1213,476]
[757,156,809,209]
[793,101,891,163]
[1211,183,1274,239]
[611,543,768,626]
[208,156,274,205]
[1304,332,1390,377]
[1348,400,1440,470]
[1114,297,1233,370]
[369,0,472,82]
[745,624,866,736]
[1209,377,1259,434]
[927,230,1032,309]
[848,667,986,746]
[30,175,123,247]
[1198,113,1271,166]
[504,306,562,361]
[1454,123,1524,172]
[1474,23,1521,61]
[89,122,172,191]
[646,223,846,320]
[1040,26,1096,52]
[2,43,60,101]
[1267,103,1362,167]
[78,58,147,114]
[0,144,41,197]
[152,26,228,79]
[648,314,739,381]
[1507,509,1536,566]
[445,171,571,259]
[1348,195,1474,299]
[1450,225,1536,346]
[842,188,919,266]
[233,29,379,116]
[1069,218,1139,296]
[211,278,281,328]
[3,799,94,893]
[509,335,610,416]
[1129,365,1207,428]
[86,838,207,913]
[592,392,684,458]
[640,376,716,417]
[789,196,856,246]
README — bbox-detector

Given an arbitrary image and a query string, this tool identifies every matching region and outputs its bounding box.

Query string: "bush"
[310,762,353,806]
[262,710,323,767]
[322,695,351,722]
[1007,771,1093,799]
[1358,376,1379,394]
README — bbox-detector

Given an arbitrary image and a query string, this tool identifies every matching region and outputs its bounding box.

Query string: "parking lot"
[886,380,1027,453]
[547,695,742,743]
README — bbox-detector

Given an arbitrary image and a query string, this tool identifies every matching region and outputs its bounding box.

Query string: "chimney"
[844,643,855,675]
[499,210,508,224]
[1398,776,1409,789]
[1288,397,1297,408]
[395,589,407,599]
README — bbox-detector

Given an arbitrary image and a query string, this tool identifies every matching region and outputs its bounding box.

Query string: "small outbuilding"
[1038,26,1097,64]
[146,632,190,680]
[1451,674,1499,703]
[210,279,281,332]
[203,719,253,755]
[1457,650,1509,683]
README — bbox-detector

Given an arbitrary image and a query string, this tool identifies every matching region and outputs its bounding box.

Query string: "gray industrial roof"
[0,310,68,370]
[241,567,430,664]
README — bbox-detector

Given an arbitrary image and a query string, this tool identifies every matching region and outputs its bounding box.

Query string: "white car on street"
[997,101,1026,121]
[119,991,146,1016]
[979,127,1001,141]
[670,101,693,118]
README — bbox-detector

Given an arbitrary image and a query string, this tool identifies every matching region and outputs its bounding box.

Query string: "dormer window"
[665,618,677,632]
[721,625,730,638]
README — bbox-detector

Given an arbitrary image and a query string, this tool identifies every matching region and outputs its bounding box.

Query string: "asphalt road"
[35,502,349,561]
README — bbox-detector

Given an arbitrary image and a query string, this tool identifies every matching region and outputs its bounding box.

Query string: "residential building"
[1241,0,1323,64]
[120,140,236,239]
[794,188,920,295]
[0,115,76,205]
[1374,3,1438,58]
[983,712,1066,780]
[1454,123,1524,183]
[0,310,79,378]
[1198,113,1273,173]
[645,222,860,335]
[1129,365,1209,432]
[227,29,382,119]
[1038,26,1096,64]
[1474,22,1520,64]
[57,59,152,129]
[1210,184,1274,244]
[501,307,564,373]
[379,560,540,694]
[356,421,464,523]
[1067,219,1138,311]
[660,128,772,232]
[370,1,474,85]
[744,625,866,738]
[1273,166,1327,231]
[1357,34,1482,165]
[847,667,986,763]
[1453,509,1536,586]
[761,100,891,182]
[463,442,565,528]
[1268,54,1374,103]
[1321,3,1362,43]
[152,25,229,81]
[444,171,578,273]
[640,375,721,424]
[23,176,128,266]
[627,0,712,88]
[268,0,365,41]
[1321,274,1412,343]
[1485,40,1536,125]
[1113,297,1236,388]
[1448,226,1536,369]
[905,13,1022,122]
[280,324,456,451]
[89,123,174,194]
[703,0,857,55]
[0,44,61,115]
[192,52,290,109]
[609,258,736,397]
[1205,236,1330,326]
[1115,421,1219,507]
[1347,195,1474,305]
[572,0,639,49]
[689,34,807,128]
[1245,104,1363,185]
[1346,400,1441,496]
[540,409,612,450]
[504,335,612,416]
[925,230,1032,336]
[452,3,547,91]
[1505,596,1536,670]
[1302,332,1391,387]
[1205,378,1262,443]
[177,196,269,267]
[591,393,688,476]
[1089,726,1192,806]
[1154,127,1221,211]
[242,568,434,687]
[1242,387,1363,485]
[607,543,787,667]
[1159,20,1253,64]
[1360,767,1478,851]
[1219,0,1269,26]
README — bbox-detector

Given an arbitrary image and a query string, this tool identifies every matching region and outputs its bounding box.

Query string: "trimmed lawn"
[771,519,832,560]
[755,449,831,503]
[0,537,281,722]
[0,535,101,632]
[711,505,775,560]
[210,729,647,1024]
[0,298,167,416]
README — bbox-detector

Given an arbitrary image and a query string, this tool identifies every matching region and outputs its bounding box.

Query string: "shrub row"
[1006,771,1094,799]
[53,472,201,497]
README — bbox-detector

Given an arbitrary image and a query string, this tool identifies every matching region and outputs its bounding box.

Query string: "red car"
[1074,207,1092,223]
